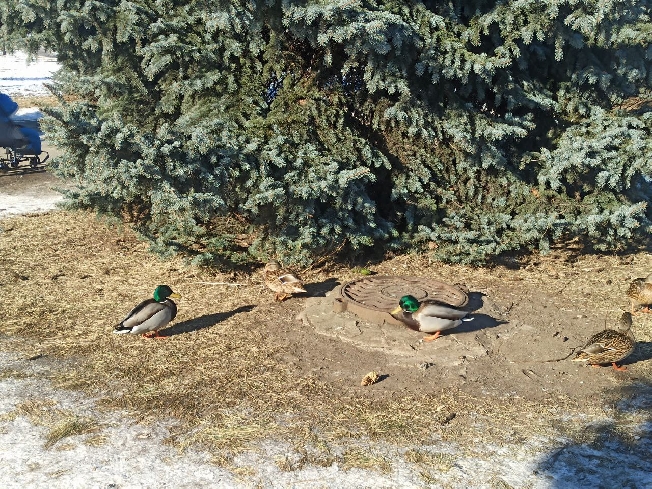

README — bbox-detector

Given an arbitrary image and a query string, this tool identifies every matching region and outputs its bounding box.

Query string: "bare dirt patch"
[293,250,652,404]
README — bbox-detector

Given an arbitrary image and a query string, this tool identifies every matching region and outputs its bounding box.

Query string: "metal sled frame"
[0,146,49,171]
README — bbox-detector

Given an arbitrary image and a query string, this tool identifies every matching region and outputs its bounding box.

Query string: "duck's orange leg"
[631,302,638,315]
[423,331,442,342]
[632,304,651,314]
[612,363,627,371]
[143,331,165,339]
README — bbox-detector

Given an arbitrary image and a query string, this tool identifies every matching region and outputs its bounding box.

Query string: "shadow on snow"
[535,380,652,488]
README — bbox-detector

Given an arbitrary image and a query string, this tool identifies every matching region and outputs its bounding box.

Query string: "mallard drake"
[390,294,472,341]
[263,260,306,302]
[113,285,181,338]
[572,312,636,371]
[627,273,652,314]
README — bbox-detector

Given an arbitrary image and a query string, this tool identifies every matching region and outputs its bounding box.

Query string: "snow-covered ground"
[0,51,59,97]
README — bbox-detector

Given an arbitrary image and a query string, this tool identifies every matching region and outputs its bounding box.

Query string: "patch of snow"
[0,378,241,489]
[12,107,44,121]
[0,351,412,489]
[0,191,64,218]
[0,51,60,97]
[538,438,652,488]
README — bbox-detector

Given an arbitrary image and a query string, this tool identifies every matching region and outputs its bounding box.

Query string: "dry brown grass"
[9,94,61,110]
[404,448,456,472]
[45,417,98,448]
[0,398,98,448]
[1,209,650,467]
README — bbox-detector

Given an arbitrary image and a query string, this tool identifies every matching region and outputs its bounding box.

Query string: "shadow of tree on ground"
[304,278,340,298]
[535,381,652,488]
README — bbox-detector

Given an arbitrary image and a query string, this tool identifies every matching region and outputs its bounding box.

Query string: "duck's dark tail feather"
[113,323,132,334]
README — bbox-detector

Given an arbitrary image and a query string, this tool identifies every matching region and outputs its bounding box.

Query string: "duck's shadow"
[455,313,508,334]
[623,341,652,365]
[161,305,256,337]
[456,291,508,334]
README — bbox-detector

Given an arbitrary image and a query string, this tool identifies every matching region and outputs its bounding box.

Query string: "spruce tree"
[3,1,651,265]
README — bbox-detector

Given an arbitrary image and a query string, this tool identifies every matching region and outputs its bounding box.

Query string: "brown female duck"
[627,273,652,314]
[573,312,636,371]
[263,260,306,302]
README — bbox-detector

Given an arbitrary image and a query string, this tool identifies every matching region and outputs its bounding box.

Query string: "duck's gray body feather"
[392,300,470,333]
[114,299,177,335]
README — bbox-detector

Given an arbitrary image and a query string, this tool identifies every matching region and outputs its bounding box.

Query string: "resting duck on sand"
[390,294,472,341]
